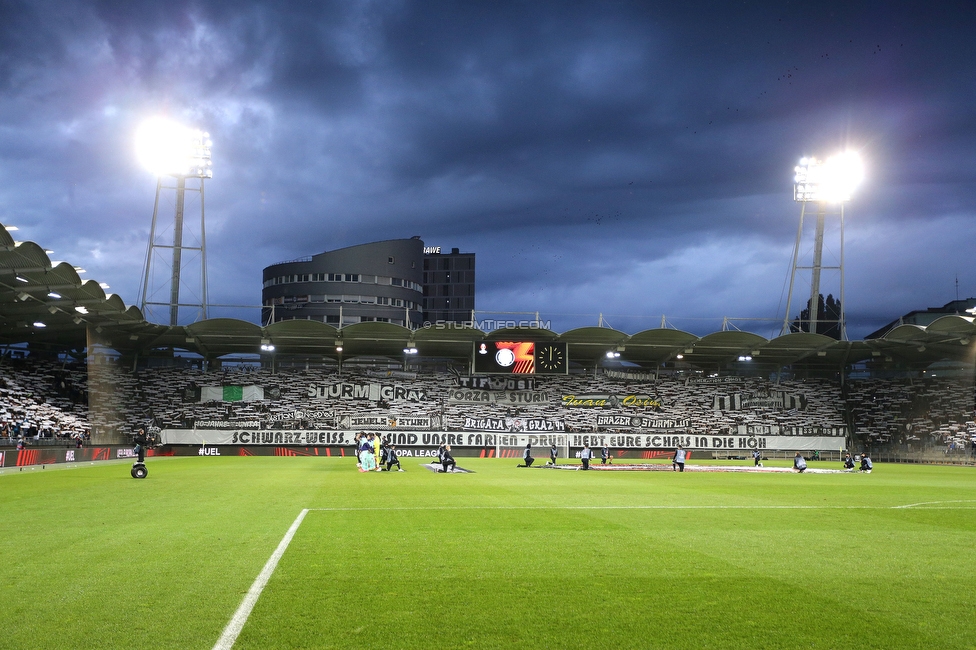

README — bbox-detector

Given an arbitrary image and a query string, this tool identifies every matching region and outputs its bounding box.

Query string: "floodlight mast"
[781,153,863,340]
[136,118,213,326]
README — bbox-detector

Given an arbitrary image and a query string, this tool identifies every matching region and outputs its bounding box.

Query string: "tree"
[791,293,842,339]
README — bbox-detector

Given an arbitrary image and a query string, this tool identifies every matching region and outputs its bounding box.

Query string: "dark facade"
[422,247,476,324]
[262,239,425,328]
[866,298,976,339]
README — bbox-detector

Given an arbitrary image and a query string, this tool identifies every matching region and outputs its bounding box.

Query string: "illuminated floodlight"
[135,117,213,178]
[737,355,753,362]
[33,321,46,328]
[605,351,620,359]
[403,347,418,354]
[47,292,61,299]
[260,343,275,352]
[793,151,864,203]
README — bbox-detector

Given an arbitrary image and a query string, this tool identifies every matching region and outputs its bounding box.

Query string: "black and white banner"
[194,419,262,430]
[448,389,550,404]
[686,376,743,385]
[307,382,428,402]
[712,392,807,411]
[161,429,843,451]
[602,369,657,383]
[336,415,438,430]
[561,394,661,408]
[455,376,539,391]
[268,410,334,422]
[596,415,690,429]
[460,416,565,432]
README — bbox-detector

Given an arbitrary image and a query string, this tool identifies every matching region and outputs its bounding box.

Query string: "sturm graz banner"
[307,382,428,402]
[596,415,690,429]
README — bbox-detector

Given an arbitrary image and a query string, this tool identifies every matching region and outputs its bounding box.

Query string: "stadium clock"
[535,342,567,374]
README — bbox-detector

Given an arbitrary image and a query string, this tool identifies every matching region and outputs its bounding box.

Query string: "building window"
[392,277,402,286]
[325,315,339,324]
[388,256,395,264]
[376,317,389,322]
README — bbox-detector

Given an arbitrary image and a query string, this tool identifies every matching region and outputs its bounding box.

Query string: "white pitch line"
[891,499,976,509]
[212,508,309,650]
[307,504,975,511]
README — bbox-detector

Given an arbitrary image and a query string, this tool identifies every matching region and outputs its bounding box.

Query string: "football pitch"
[3,456,974,649]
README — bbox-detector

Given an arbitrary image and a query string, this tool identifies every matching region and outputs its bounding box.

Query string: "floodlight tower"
[136,118,213,326]
[781,152,863,340]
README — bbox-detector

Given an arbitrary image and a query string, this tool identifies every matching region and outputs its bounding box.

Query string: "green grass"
[2,457,974,649]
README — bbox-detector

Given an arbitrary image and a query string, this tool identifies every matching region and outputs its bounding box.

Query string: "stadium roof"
[2,220,975,371]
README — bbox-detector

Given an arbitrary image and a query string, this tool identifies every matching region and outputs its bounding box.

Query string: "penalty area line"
[212,508,309,650]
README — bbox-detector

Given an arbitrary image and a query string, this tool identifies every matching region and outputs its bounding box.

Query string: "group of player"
[354,433,876,475]
[791,450,873,473]
[354,432,403,472]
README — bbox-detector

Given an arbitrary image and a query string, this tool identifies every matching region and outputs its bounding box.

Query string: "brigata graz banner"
[461,417,565,432]
[160,429,842,450]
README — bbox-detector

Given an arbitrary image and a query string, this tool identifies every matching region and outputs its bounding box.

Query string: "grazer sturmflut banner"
[160,429,843,451]
[596,415,691,429]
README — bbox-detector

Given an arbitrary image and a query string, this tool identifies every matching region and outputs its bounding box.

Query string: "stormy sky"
[1,0,974,338]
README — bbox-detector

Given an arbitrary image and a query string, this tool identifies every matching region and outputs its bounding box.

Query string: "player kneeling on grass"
[547,443,558,465]
[440,444,457,473]
[520,443,534,467]
[793,451,807,473]
[672,445,686,472]
[843,453,856,471]
[382,442,404,472]
[859,453,873,473]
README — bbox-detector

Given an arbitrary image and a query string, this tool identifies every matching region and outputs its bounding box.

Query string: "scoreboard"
[473,341,568,374]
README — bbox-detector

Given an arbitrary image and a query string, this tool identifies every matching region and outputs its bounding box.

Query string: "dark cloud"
[1,0,974,337]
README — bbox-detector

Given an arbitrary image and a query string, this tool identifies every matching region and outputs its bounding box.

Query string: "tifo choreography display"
[1,357,974,459]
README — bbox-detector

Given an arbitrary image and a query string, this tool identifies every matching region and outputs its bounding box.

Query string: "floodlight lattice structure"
[136,118,213,326]
[781,152,863,340]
